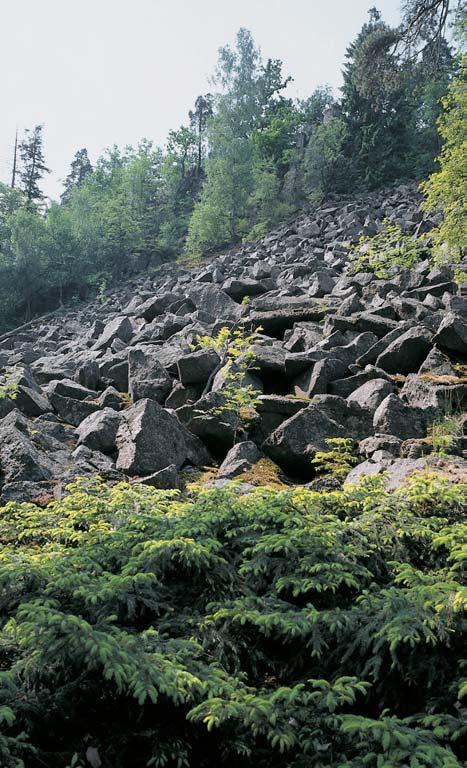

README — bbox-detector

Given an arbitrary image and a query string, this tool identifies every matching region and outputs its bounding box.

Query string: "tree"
[18,125,51,206]
[422,54,467,256]
[399,0,459,60]
[60,148,93,203]
[304,117,350,201]
[189,94,214,175]
[187,29,291,254]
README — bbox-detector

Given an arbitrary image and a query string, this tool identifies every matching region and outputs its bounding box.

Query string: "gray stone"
[264,404,345,475]
[76,408,121,454]
[116,398,187,476]
[373,394,426,440]
[128,347,172,403]
[218,441,262,478]
[92,316,133,351]
[347,378,395,411]
[177,348,220,385]
[432,313,467,355]
[137,464,182,489]
[376,327,432,374]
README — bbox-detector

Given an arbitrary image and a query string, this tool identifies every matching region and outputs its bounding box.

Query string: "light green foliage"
[429,414,463,456]
[422,55,467,259]
[185,29,293,255]
[311,437,358,480]
[0,369,20,402]
[0,472,464,766]
[348,220,428,277]
[196,325,263,436]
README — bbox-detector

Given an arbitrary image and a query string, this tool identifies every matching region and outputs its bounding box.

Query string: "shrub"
[0,472,465,767]
[311,437,358,480]
[348,220,428,278]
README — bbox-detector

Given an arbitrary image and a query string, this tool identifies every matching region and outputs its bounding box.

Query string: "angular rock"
[128,347,172,403]
[264,404,345,475]
[218,441,262,478]
[137,464,182,489]
[92,316,133,351]
[347,378,395,411]
[376,326,432,374]
[177,348,220,386]
[418,346,457,377]
[116,398,187,476]
[76,408,121,454]
[373,394,426,440]
[432,313,467,355]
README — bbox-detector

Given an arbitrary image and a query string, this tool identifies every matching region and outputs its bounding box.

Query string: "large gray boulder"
[128,347,172,403]
[347,378,395,411]
[177,348,220,385]
[92,316,133,351]
[218,441,262,478]
[116,398,187,476]
[376,327,433,374]
[0,411,62,487]
[373,394,426,440]
[264,404,345,475]
[187,283,244,322]
[432,313,467,355]
[418,346,457,376]
[177,391,241,457]
[76,408,121,454]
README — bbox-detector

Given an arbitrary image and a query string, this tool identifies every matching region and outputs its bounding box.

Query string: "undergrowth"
[0,472,465,767]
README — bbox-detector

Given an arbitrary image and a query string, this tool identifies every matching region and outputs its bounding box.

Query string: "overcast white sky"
[1,0,402,200]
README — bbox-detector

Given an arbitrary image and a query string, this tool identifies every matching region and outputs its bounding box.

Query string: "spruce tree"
[61,148,93,203]
[18,124,51,206]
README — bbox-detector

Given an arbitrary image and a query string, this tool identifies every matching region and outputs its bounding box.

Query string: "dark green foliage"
[0,472,465,766]
[60,148,93,204]
[18,125,51,206]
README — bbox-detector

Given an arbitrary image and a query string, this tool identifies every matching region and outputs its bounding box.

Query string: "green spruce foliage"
[0,472,465,767]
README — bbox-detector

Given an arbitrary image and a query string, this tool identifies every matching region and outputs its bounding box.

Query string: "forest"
[0,1,464,333]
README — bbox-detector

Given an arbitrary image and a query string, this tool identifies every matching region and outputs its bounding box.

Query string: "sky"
[1,0,402,200]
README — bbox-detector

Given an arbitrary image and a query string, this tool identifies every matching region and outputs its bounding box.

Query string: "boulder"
[294,358,348,397]
[46,378,97,402]
[136,293,180,322]
[218,441,263,478]
[347,378,395,411]
[177,348,220,385]
[222,277,267,301]
[116,398,187,476]
[187,283,244,322]
[376,327,432,374]
[48,394,100,427]
[432,313,467,355]
[137,464,182,490]
[373,394,426,440]
[128,347,172,403]
[0,411,62,486]
[177,392,241,457]
[264,404,345,476]
[76,408,121,454]
[418,346,457,376]
[92,316,133,351]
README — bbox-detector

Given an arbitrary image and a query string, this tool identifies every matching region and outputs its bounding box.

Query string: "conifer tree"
[61,147,93,203]
[18,124,50,206]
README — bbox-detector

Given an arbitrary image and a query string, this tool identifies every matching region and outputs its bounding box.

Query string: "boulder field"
[0,183,466,501]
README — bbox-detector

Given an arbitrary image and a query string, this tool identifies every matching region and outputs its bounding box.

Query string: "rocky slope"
[1,183,466,502]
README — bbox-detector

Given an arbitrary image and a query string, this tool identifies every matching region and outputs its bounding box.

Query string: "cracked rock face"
[1,182,466,501]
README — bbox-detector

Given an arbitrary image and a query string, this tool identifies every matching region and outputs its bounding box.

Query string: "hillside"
[0,182,466,503]
[0,177,466,767]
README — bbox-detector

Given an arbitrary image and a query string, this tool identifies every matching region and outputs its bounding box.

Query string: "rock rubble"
[1,183,465,501]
